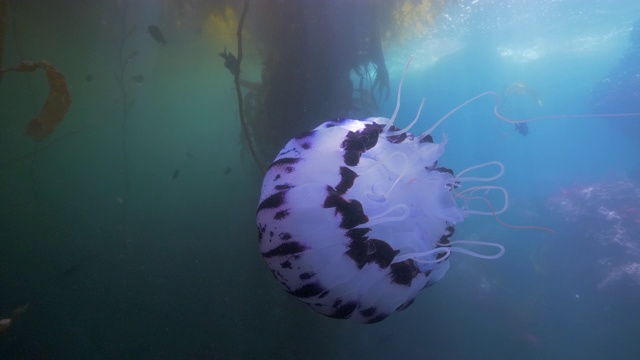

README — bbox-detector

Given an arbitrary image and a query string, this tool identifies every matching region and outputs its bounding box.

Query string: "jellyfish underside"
[360,57,509,265]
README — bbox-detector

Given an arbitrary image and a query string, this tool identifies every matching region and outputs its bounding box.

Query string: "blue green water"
[1,0,640,359]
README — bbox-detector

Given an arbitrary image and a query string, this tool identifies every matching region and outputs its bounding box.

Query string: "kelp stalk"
[234,0,264,173]
[113,0,136,240]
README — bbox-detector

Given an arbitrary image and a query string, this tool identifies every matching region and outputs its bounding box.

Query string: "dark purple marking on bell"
[281,260,292,269]
[386,125,408,144]
[346,234,399,269]
[436,225,456,259]
[437,225,455,246]
[340,123,383,165]
[257,191,287,212]
[279,232,292,241]
[299,272,315,280]
[346,227,371,238]
[278,278,292,291]
[343,150,362,166]
[322,119,345,129]
[435,167,454,176]
[389,260,419,286]
[341,136,366,166]
[274,184,295,191]
[335,166,358,194]
[419,134,434,143]
[274,209,290,220]
[278,148,296,157]
[268,157,300,171]
[262,241,307,258]
[329,300,358,319]
[346,228,399,273]
[257,223,266,242]
[395,298,415,312]
[437,234,451,246]
[436,250,450,261]
[290,282,326,298]
[295,130,316,139]
[333,298,343,308]
[342,135,367,152]
[323,187,368,229]
[365,313,389,324]
[425,160,438,171]
[359,307,377,317]
[444,225,455,237]
[357,123,383,150]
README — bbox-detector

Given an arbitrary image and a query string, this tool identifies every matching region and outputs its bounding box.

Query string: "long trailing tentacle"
[355,204,410,228]
[385,97,426,137]
[394,239,505,264]
[384,56,414,132]
[455,185,509,215]
[418,90,640,143]
[456,161,505,182]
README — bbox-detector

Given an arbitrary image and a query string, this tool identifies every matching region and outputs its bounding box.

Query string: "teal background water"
[1,0,639,359]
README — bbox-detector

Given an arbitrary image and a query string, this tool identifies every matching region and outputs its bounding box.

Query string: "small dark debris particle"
[274,209,290,220]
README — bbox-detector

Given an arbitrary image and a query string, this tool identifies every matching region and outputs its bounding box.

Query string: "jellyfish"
[256,58,507,323]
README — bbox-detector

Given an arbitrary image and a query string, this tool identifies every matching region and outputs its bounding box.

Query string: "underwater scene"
[1,0,640,358]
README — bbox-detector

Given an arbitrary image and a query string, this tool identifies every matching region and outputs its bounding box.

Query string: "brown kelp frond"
[1,60,72,141]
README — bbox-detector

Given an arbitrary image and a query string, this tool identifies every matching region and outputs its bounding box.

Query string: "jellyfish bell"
[256,57,507,323]
[256,55,640,323]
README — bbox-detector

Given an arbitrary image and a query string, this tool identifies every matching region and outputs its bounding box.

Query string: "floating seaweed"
[147,25,167,45]
[219,47,239,76]
[1,61,72,141]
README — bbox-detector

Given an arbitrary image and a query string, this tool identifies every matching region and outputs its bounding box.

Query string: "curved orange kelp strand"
[1,60,72,141]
